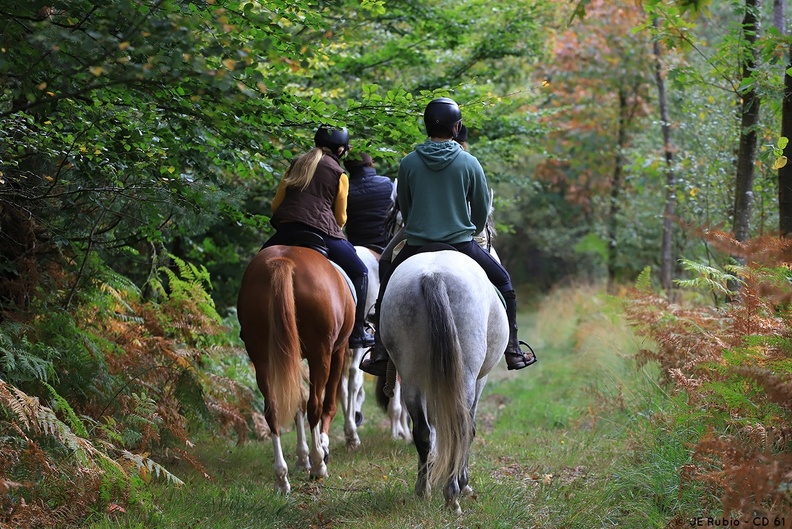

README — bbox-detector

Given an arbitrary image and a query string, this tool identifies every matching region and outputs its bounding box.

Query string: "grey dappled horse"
[379,250,509,513]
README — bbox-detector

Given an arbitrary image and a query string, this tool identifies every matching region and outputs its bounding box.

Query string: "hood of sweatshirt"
[414,139,462,171]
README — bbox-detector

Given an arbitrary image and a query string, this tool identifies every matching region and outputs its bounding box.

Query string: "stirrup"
[359,346,388,377]
[365,306,378,326]
[505,340,537,371]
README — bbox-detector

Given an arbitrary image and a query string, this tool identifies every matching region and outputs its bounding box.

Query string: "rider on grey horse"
[360,97,537,377]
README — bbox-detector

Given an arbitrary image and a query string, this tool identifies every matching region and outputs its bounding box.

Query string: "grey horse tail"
[419,273,471,491]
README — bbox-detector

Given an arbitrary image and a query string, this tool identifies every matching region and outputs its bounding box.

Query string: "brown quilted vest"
[271,154,346,239]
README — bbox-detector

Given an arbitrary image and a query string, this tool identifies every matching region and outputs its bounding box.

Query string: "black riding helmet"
[314,125,350,157]
[424,97,462,138]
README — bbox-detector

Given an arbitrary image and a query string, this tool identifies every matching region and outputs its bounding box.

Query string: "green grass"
[83,285,714,528]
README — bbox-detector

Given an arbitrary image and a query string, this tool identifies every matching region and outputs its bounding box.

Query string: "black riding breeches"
[377,240,515,306]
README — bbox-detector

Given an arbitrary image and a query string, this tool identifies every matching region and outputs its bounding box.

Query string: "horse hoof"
[310,465,328,480]
[346,436,361,450]
[275,480,291,495]
[354,411,364,427]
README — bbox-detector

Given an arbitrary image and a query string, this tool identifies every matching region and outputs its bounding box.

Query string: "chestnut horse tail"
[421,273,472,492]
[267,257,304,427]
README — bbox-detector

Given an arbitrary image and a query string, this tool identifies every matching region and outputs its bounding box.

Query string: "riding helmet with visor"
[314,125,350,157]
[424,97,462,138]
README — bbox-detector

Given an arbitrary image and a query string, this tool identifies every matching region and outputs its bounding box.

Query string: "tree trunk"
[773,0,785,31]
[653,17,677,298]
[607,88,627,293]
[732,0,762,246]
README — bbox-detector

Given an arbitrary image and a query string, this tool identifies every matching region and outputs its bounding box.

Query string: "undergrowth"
[0,256,262,528]
[626,230,792,519]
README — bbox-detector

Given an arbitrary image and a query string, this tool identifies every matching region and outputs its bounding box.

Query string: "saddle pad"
[329,261,357,304]
[393,242,506,309]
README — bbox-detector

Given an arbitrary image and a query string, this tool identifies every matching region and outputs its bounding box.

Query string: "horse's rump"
[381,251,508,493]
[238,246,354,427]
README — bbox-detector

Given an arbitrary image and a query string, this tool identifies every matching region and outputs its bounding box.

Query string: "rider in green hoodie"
[360,97,536,376]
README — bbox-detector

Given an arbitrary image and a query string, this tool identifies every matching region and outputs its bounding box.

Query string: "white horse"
[379,250,509,513]
[339,245,411,449]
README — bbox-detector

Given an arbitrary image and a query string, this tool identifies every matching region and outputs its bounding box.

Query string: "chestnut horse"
[237,245,354,494]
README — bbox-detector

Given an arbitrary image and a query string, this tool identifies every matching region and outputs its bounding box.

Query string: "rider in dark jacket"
[344,152,395,252]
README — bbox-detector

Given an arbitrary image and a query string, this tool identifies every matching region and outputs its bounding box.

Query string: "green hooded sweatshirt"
[397,139,490,246]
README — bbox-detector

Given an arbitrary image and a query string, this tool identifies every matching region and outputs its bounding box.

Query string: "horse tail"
[266,257,304,427]
[421,273,472,492]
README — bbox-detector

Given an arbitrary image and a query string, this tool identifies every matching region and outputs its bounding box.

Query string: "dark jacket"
[271,154,347,239]
[345,165,395,249]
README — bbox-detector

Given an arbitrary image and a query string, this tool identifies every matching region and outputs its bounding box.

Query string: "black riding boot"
[349,275,376,349]
[504,296,537,370]
[359,298,390,376]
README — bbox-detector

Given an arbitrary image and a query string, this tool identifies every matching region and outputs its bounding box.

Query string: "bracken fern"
[627,231,792,519]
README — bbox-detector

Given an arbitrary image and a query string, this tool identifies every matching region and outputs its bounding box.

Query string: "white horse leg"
[294,409,310,471]
[389,379,411,441]
[400,403,412,442]
[355,370,365,420]
[308,424,329,479]
[271,434,290,494]
[343,346,365,449]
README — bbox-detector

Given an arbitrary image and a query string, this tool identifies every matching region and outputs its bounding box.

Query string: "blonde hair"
[283,147,327,190]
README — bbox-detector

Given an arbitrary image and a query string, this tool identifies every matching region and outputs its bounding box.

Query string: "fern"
[635,266,652,292]
[42,381,88,438]
[629,233,792,516]
[674,259,744,295]
[0,324,54,385]
[149,254,221,326]
[0,378,120,470]
[119,450,184,486]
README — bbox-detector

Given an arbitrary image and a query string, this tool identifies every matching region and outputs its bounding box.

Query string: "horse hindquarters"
[237,252,304,494]
[383,268,474,510]
[382,251,505,513]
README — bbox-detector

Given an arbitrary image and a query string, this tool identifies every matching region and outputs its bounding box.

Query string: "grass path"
[85,286,708,528]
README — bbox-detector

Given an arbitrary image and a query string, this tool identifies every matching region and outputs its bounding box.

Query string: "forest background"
[1,0,792,526]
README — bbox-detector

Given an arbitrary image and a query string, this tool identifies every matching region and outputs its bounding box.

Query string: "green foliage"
[636,266,653,292]
[0,323,54,385]
[674,258,745,295]
[42,381,89,438]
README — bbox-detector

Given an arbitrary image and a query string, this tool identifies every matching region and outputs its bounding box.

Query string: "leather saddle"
[289,230,329,257]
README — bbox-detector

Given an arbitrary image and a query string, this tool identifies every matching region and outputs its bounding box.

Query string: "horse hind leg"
[403,389,431,499]
[270,434,291,495]
[444,489,462,515]
[252,360,292,494]
[389,379,412,442]
[294,403,310,471]
[342,346,365,449]
[304,391,328,479]
[445,405,477,512]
